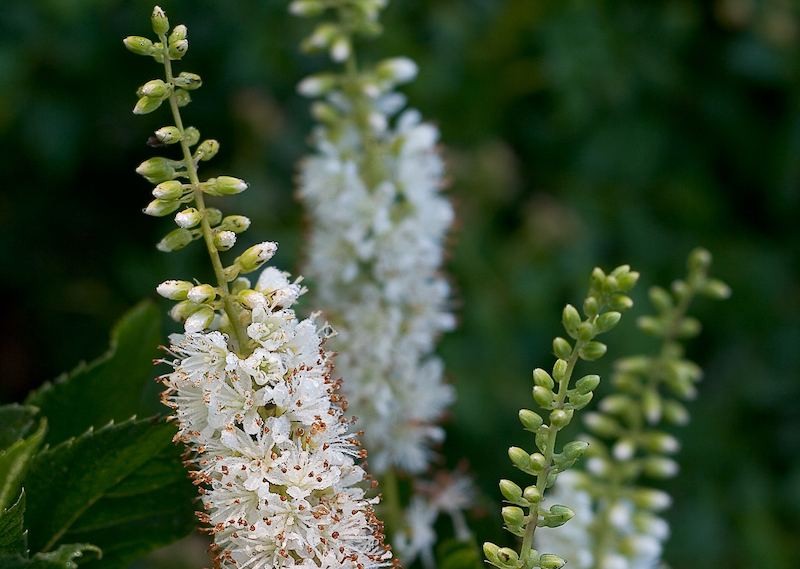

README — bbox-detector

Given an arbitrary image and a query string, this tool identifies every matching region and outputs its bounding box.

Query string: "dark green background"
[1,0,798,567]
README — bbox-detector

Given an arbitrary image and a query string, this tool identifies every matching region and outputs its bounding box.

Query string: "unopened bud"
[219,215,251,233]
[563,440,589,461]
[185,306,215,332]
[612,437,636,461]
[533,386,555,409]
[643,457,680,478]
[214,230,237,251]
[499,479,523,503]
[174,88,191,107]
[195,139,219,161]
[663,398,690,426]
[297,73,338,97]
[136,157,177,184]
[643,432,680,454]
[583,295,599,317]
[519,409,543,432]
[522,485,541,504]
[540,505,574,528]
[576,374,601,394]
[376,57,418,84]
[238,289,268,309]
[539,554,566,569]
[609,294,634,311]
[529,453,546,472]
[183,127,200,146]
[552,358,568,381]
[508,447,531,471]
[553,337,572,359]
[156,280,193,300]
[151,6,169,35]
[168,24,187,45]
[206,207,222,226]
[152,180,185,200]
[579,341,607,361]
[330,36,351,62]
[533,368,554,390]
[562,304,581,335]
[703,278,731,300]
[596,311,622,333]
[144,198,181,217]
[618,270,640,292]
[633,488,672,511]
[168,39,188,60]
[154,126,182,144]
[288,0,325,16]
[577,321,595,342]
[688,247,712,273]
[550,409,573,429]
[237,242,278,273]
[175,207,201,228]
[501,506,525,528]
[156,228,193,252]
[133,96,164,115]
[187,284,217,304]
[209,176,248,195]
[169,300,200,322]
[124,36,154,56]
[174,71,202,90]
[583,412,622,438]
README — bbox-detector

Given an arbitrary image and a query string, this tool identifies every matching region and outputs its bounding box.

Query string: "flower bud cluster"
[485,265,638,569]
[534,249,730,569]
[127,7,390,567]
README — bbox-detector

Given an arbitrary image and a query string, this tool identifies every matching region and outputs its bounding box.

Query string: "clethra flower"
[160,261,391,569]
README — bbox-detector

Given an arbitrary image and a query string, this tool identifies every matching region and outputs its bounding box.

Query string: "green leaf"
[0,492,26,556]
[25,301,164,447]
[0,420,47,512]
[22,416,185,554]
[0,407,40,452]
[0,543,101,569]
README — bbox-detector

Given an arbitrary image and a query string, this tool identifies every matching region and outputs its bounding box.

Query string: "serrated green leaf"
[0,492,26,556]
[0,543,100,569]
[0,407,40,452]
[23,416,179,553]
[0,420,47,512]
[25,302,164,447]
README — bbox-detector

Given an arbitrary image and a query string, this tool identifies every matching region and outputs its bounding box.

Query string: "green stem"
[158,35,250,355]
[380,466,404,541]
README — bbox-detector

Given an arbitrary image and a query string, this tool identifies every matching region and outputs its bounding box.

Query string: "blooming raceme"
[127,7,390,568]
[161,266,392,569]
[294,8,456,480]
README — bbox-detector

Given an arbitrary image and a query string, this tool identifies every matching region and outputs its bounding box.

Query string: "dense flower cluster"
[534,471,669,569]
[160,265,392,569]
[297,65,455,476]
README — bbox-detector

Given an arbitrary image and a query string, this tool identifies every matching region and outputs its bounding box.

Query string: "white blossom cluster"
[296,59,456,476]
[159,264,392,569]
[534,471,670,569]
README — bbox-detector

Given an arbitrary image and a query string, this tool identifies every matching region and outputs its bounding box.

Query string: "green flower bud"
[648,286,673,312]
[501,506,525,528]
[615,355,650,374]
[663,398,690,426]
[598,394,634,416]
[583,412,622,438]
[553,337,572,359]
[168,24,187,44]
[174,71,202,90]
[288,0,325,16]
[590,267,606,289]
[609,294,634,311]
[522,485,541,504]
[550,409,573,429]
[222,264,240,283]
[154,126,182,144]
[330,36,352,62]
[376,57,419,84]
[643,457,679,479]
[213,230,237,251]
[562,440,589,461]
[633,488,672,511]
[688,247,712,273]
[139,79,169,98]
[642,389,662,424]
[238,289,267,309]
[208,176,248,195]
[576,374,600,394]
[529,452,546,472]
[617,270,640,292]
[183,126,200,146]
[678,316,702,338]
[156,228,194,252]
[303,22,339,52]
[144,198,181,217]
[185,305,215,332]
[611,437,635,461]
[552,358,568,381]
[562,304,581,335]
[123,36,155,56]
[603,274,620,293]
[583,295,599,317]
[219,215,251,233]
[136,157,177,184]
[187,284,218,304]
[533,368,554,390]
[169,300,201,322]
[482,543,502,568]
[310,101,341,124]
[703,278,732,299]
[195,139,219,161]
[540,505,574,528]
[499,479,523,503]
[175,207,202,228]
[151,6,169,35]
[643,431,680,454]
[156,280,193,300]
[297,73,339,97]
[596,311,622,333]
[237,241,278,273]
[174,88,191,107]
[539,554,566,569]
[567,391,593,410]
[206,207,222,226]
[577,321,595,342]
[133,96,164,115]
[579,341,607,361]
[168,39,189,60]
[508,447,531,471]
[519,409,544,431]
[230,277,251,295]
[533,385,555,409]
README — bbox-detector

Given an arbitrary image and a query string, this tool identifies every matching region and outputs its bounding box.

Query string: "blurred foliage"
[0,0,798,568]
